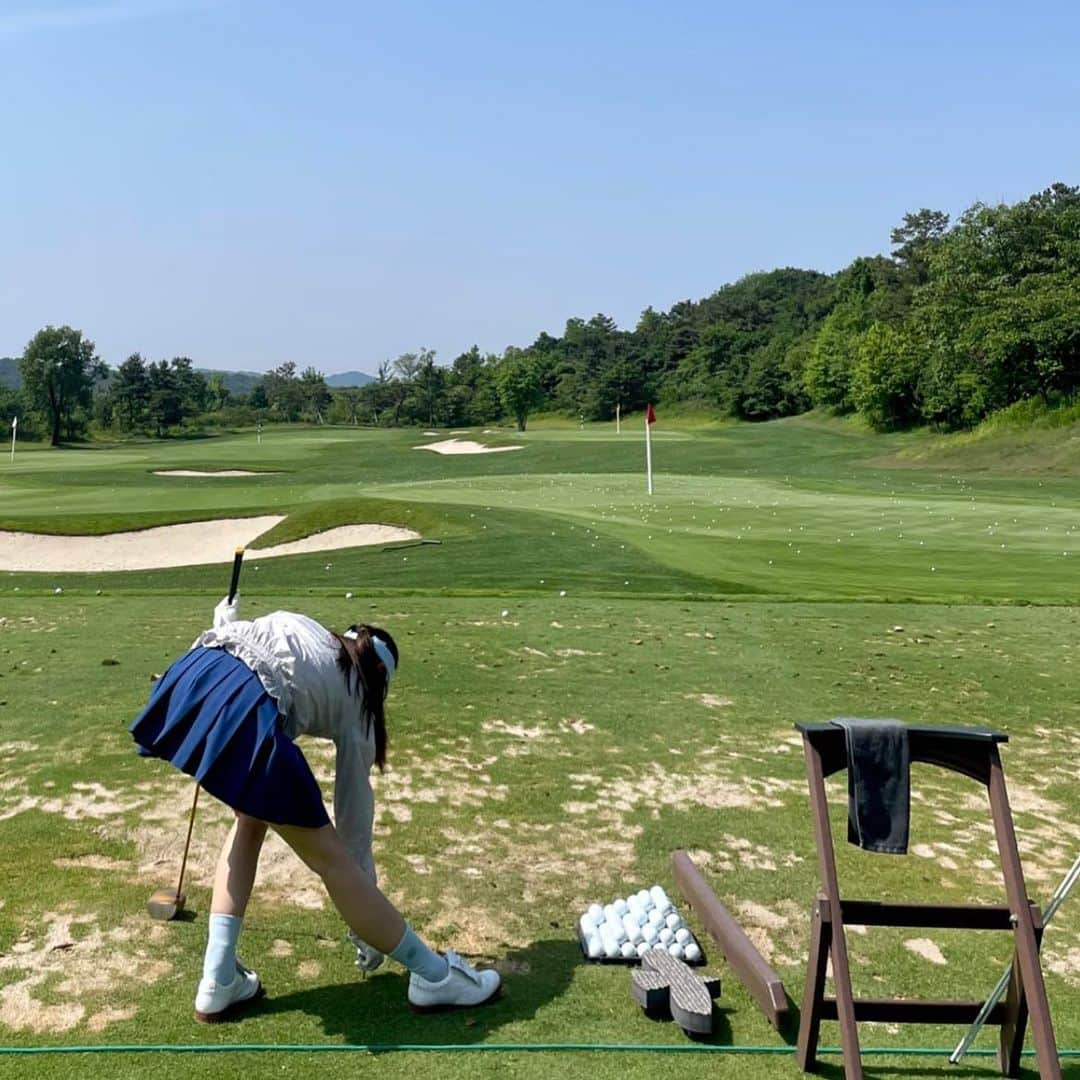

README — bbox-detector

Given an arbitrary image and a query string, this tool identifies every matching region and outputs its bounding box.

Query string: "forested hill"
[0,357,17,389]
[3,183,1076,441]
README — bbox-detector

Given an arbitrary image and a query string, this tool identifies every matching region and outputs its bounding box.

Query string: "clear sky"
[2,1,1078,374]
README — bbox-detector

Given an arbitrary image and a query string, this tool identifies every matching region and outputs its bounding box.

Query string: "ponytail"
[334,623,398,770]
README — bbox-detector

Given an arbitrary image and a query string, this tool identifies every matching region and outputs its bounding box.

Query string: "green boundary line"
[1,1042,1079,1056]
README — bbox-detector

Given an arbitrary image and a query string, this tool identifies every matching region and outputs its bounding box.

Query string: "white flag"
[10,417,15,430]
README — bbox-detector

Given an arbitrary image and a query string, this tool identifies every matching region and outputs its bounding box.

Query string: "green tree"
[262,361,304,421]
[19,325,105,445]
[851,323,925,429]
[147,360,183,436]
[496,350,543,431]
[111,353,151,430]
[299,367,331,422]
[206,372,231,411]
[171,357,208,420]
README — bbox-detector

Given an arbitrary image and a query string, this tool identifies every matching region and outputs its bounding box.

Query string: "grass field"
[1,417,1078,1079]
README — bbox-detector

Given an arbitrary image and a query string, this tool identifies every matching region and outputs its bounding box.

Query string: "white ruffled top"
[193,605,378,884]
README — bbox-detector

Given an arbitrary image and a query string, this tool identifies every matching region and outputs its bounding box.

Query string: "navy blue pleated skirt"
[129,646,330,829]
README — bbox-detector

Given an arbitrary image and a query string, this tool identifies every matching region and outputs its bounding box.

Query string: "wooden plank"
[796,898,830,1072]
[629,949,721,1036]
[837,899,1043,931]
[987,750,1061,1080]
[672,850,790,1031]
[803,742,863,1080]
[819,998,1008,1024]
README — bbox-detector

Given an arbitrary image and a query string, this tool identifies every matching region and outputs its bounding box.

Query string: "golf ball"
[613,898,629,916]
[620,941,636,959]
[659,928,674,945]
[603,904,617,924]
[684,943,701,962]
[588,903,604,923]
[675,928,691,944]
[642,923,659,944]
[666,913,682,931]
[648,909,665,929]
[604,938,621,959]
[649,885,668,904]
[636,941,650,959]
[500,609,509,618]
[345,592,353,599]
[627,923,643,945]
[652,942,667,952]
[587,934,603,959]
[668,943,684,960]
[580,914,597,936]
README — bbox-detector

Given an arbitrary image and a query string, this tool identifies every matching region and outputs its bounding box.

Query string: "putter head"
[147,887,185,921]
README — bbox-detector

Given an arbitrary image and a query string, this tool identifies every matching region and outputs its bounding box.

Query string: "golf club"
[146,547,245,921]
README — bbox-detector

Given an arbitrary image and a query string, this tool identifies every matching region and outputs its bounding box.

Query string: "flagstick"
[616,402,621,435]
[9,417,16,464]
[645,411,653,495]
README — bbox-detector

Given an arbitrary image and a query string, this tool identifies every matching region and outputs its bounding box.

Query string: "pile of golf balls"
[579,884,702,963]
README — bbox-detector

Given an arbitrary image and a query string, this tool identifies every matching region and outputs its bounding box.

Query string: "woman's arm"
[333,722,378,885]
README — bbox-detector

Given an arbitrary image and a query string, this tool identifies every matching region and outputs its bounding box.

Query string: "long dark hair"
[334,623,398,771]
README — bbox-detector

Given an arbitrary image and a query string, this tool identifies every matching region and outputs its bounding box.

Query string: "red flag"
[646,403,656,425]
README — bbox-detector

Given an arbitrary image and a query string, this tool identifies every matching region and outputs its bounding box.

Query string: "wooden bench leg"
[988,753,1061,1080]
[797,898,830,1073]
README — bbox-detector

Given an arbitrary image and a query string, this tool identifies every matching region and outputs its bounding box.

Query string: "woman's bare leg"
[273,822,405,954]
[210,812,268,918]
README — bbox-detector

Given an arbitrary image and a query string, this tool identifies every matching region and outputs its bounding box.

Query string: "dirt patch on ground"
[0,911,172,1033]
[904,938,948,965]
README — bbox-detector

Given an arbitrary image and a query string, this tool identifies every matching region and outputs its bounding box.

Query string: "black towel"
[830,718,910,855]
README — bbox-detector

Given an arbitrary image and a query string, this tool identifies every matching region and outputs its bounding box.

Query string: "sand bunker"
[0,517,420,572]
[415,439,523,455]
[153,469,280,477]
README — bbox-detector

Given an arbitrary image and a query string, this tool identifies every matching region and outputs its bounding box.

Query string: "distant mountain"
[0,357,18,389]
[0,358,373,395]
[196,368,262,396]
[326,371,375,387]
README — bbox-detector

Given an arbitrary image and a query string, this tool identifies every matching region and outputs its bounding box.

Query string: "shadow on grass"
[251,936,580,1046]
[795,1049,1065,1080]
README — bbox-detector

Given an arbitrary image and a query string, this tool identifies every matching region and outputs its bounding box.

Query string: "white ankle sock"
[203,913,242,984]
[389,924,449,983]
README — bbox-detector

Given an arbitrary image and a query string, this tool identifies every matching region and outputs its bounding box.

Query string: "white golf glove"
[213,594,241,628]
[347,929,385,974]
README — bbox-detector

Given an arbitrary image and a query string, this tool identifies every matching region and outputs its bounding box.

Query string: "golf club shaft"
[175,782,200,898]
[228,547,245,604]
[950,853,1080,1063]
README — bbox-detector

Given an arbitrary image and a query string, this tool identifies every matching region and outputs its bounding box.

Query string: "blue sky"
[2,1,1078,373]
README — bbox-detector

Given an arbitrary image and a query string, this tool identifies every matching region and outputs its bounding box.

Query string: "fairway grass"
[1,418,1078,1079]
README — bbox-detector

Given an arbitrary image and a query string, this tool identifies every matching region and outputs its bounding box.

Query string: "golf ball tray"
[577,885,705,965]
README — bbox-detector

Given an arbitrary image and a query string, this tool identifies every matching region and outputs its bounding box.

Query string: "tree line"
[4,182,1076,445]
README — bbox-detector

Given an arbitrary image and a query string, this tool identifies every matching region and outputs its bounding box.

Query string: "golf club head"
[147,887,185,921]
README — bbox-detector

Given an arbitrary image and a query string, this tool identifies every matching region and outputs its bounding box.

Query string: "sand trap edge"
[0,517,421,573]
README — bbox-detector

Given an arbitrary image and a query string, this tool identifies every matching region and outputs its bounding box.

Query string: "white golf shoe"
[407,950,501,1013]
[194,961,263,1023]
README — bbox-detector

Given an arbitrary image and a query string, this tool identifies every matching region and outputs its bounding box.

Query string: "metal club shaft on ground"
[950,853,1080,1064]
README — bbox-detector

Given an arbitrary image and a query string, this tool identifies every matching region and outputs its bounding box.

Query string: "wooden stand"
[795,723,1060,1080]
